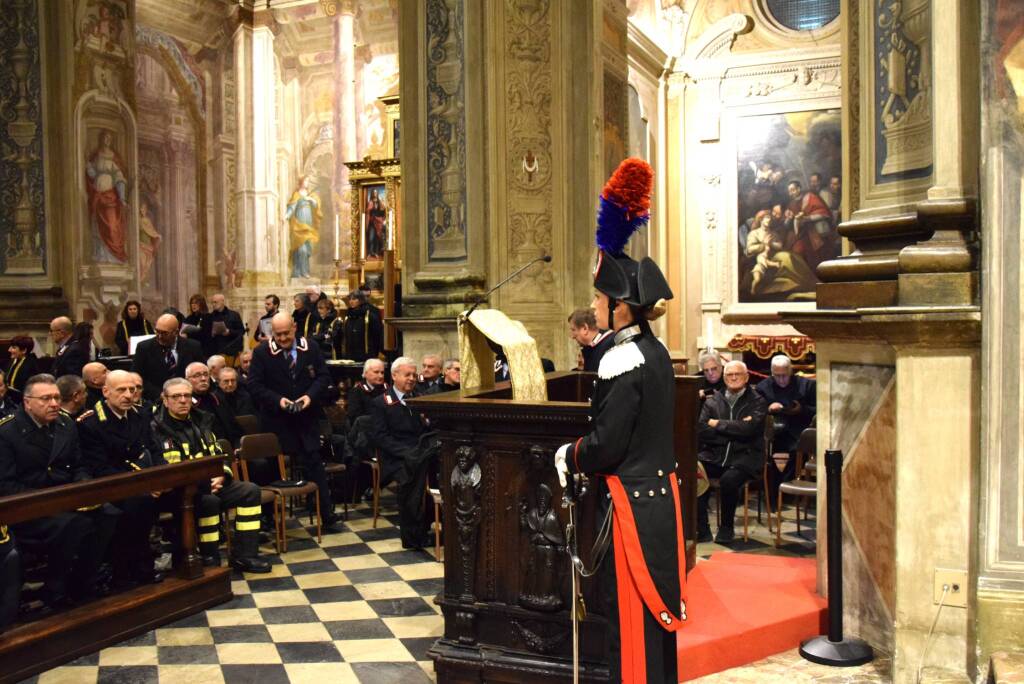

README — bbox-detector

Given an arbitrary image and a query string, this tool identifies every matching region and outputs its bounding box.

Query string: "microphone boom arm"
[464,254,551,319]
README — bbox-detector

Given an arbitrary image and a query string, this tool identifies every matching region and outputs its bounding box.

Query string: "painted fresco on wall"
[76,0,129,58]
[85,128,131,263]
[285,176,322,279]
[735,109,841,303]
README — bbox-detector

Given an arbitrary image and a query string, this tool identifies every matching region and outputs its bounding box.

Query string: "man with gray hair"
[206,355,227,383]
[696,350,725,400]
[416,354,443,394]
[56,374,88,420]
[370,356,435,549]
[347,358,387,425]
[755,354,816,477]
[696,360,767,544]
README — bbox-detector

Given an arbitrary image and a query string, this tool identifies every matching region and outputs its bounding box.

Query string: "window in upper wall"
[764,0,840,31]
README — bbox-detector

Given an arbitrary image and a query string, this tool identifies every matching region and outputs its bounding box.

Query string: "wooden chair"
[235,414,260,435]
[318,421,348,520]
[775,427,817,547]
[237,433,322,552]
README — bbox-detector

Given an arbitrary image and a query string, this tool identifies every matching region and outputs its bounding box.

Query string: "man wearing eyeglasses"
[132,313,205,402]
[78,370,165,587]
[186,362,242,447]
[0,374,107,607]
[152,377,271,573]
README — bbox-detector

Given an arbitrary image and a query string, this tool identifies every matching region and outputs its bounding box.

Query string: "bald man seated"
[81,361,108,410]
[132,313,206,402]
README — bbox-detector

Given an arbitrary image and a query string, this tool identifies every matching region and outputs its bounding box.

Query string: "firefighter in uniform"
[152,377,271,573]
[0,374,108,606]
[78,370,165,586]
[555,159,687,683]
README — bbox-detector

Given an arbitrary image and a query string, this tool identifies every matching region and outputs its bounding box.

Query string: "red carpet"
[677,553,827,681]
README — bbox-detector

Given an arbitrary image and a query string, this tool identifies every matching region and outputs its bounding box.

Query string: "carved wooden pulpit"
[412,371,699,683]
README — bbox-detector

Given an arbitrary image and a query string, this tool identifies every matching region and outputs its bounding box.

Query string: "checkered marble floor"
[21,491,816,684]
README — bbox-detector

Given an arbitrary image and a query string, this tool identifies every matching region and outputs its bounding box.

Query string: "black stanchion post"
[799,449,874,666]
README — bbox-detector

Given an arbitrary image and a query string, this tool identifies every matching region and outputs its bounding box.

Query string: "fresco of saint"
[86,129,129,263]
[285,176,321,279]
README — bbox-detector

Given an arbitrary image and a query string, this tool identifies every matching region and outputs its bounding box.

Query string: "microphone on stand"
[464,254,552,319]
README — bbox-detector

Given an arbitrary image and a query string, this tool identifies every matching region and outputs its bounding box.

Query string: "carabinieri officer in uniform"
[556,158,687,684]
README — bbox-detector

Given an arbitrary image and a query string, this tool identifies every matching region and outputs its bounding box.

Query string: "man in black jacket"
[370,357,435,549]
[567,308,614,372]
[208,294,245,362]
[415,355,443,394]
[347,358,387,426]
[0,374,106,605]
[78,370,164,586]
[50,317,88,378]
[82,362,108,408]
[696,360,768,544]
[247,312,339,529]
[339,290,383,362]
[132,313,206,401]
[254,294,280,344]
[186,362,242,446]
[218,367,257,417]
[152,378,271,573]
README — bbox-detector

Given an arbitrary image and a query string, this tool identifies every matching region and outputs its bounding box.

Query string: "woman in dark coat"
[5,336,38,399]
[184,293,212,353]
[114,300,154,356]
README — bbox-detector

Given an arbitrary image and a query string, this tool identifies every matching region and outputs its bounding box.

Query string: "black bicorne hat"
[593,158,674,308]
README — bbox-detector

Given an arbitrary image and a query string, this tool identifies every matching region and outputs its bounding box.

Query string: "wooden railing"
[0,458,234,682]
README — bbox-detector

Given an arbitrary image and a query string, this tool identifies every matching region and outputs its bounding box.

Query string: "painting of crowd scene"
[735,109,842,303]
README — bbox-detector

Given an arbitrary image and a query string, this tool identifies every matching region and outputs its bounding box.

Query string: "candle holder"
[332,258,344,307]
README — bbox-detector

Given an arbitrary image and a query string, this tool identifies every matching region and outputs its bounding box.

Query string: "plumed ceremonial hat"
[592,158,673,308]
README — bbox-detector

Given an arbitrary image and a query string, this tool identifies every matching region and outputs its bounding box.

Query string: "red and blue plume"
[595,157,653,256]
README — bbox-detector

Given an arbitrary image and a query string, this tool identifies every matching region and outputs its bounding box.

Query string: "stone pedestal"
[784,307,980,683]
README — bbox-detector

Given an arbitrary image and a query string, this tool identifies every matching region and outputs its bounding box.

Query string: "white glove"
[555,443,570,488]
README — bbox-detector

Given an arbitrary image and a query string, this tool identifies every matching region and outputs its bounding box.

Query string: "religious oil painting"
[360,182,389,261]
[735,108,842,303]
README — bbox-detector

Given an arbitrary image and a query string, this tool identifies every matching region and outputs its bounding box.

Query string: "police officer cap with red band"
[593,158,673,313]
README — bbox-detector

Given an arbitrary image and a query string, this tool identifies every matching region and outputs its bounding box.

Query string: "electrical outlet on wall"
[933,568,968,608]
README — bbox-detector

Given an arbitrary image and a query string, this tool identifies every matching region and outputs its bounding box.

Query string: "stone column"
[335,1,356,276]
[233,15,281,291]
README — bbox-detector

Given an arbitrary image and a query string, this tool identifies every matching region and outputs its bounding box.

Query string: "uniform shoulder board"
[0,415,14,428]
[77,409,96,423]
[383,394,396,406]
[597,341,645,380]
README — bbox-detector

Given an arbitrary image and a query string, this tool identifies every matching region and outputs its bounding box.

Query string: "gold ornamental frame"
[344,157,401,291]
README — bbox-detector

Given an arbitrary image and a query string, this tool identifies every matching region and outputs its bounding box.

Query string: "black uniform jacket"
[5,354,39,398]
[150,406,232,484]
[208,307,245,357]
[581,330,614,373]
[115,317,154,356]
[78,400,166,478]
[347,381,387,427]
[0,408,89,496]
[193,389,242,446]
[222,386,257,418]
[339,304,383,362]
[696,387,768,477]
[754,375,816,446]
[247,337,330,454]
[132,336,205,401]
[565,329,687,632]
[53,342,89,379]
[369,387,427,464]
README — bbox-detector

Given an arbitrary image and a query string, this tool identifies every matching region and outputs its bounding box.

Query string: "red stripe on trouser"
[605,477,682,627]
[669,474,688,605]
[614,510,648,684]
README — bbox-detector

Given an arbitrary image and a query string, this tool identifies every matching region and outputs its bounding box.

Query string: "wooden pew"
[0,458,233,683]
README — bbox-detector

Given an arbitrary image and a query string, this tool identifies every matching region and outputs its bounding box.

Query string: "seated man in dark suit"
[132,313,205,402]
[0,374,107,606]
[756,354,816,492]
[415,355,443,394]
[56,374,88,420]
[78,370,164,587]
[433,359,460,393]
[370,357,437,550]
[81,362,108,409]
[696,350,726,401]
[186,362,242,447]
[347,358,388,427]
[696,360,767,544]
[218,367,256,417]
